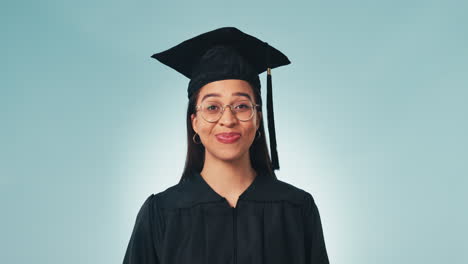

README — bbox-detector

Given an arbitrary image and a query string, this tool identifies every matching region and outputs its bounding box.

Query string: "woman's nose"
[219,106,237,126]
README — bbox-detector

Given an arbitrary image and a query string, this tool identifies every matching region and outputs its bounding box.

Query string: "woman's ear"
[256,112,261,130]
[191,113,198,134]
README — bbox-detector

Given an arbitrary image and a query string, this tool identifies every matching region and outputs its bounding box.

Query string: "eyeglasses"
[195,100,260,123]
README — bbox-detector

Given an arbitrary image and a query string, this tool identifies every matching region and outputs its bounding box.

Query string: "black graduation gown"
[123,171,329,264]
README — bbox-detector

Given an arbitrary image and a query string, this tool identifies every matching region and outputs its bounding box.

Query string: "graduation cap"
[151,27,290,171]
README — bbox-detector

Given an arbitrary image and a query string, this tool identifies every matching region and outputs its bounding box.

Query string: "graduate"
[123,27,330,264]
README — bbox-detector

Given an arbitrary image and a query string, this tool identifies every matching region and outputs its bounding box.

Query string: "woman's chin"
[208,149,248,163]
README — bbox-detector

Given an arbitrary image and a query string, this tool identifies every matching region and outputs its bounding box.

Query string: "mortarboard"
[151,27,290,171]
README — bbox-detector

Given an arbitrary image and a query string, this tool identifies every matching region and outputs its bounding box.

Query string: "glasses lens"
[233,101,254,121]
[201,102,222,122]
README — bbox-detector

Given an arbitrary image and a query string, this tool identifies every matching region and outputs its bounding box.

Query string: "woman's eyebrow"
[201,92,252,102]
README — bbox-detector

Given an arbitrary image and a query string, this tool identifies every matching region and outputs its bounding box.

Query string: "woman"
[123,27,330,264]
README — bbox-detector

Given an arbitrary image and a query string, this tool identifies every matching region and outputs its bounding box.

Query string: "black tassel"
[266,68,279,170]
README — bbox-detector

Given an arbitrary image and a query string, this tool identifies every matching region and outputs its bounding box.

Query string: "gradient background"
[2,0,467,263]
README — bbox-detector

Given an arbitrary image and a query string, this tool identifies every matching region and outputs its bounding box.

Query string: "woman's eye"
[235,103,250,110]
[206,105,219,111]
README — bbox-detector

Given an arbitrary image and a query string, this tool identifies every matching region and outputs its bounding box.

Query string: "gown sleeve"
[303,192,330,264]
[123,194,160,264]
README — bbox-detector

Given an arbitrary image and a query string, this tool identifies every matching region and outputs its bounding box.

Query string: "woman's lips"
[215,133,241,144]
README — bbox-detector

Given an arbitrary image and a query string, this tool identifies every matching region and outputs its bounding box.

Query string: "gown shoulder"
[123,194,165,264]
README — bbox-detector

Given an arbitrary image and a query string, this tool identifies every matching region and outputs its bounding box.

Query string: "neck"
[200,150,257,198]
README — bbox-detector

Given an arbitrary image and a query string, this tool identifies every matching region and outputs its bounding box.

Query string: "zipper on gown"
[221,196,239,264]
[233,206,237,264]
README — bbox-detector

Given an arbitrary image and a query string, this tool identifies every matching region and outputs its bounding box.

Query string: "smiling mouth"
[215,134,241,144]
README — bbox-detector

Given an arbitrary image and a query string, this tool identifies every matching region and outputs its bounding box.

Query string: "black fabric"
[151,27,290,98]
[123,171,329,264]
[188,45,261,97]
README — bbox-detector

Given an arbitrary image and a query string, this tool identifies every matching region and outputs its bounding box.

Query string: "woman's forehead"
[198,80,254,99]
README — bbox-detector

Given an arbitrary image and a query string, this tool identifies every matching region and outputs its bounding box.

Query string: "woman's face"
[191,79,261,163]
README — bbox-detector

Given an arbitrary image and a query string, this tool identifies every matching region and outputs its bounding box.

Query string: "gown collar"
[187,170,272,206]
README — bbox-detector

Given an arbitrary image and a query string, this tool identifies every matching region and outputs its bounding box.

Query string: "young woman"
[123,27,330,264]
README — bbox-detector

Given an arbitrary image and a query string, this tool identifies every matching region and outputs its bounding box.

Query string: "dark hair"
[179,82,277,183]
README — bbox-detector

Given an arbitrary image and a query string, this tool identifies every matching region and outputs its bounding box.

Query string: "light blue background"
[2,0,467,263]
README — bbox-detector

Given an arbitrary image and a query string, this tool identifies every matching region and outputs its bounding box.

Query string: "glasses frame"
[195,100,261,123]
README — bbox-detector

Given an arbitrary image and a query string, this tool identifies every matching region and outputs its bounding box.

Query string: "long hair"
[179,83,277,183]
